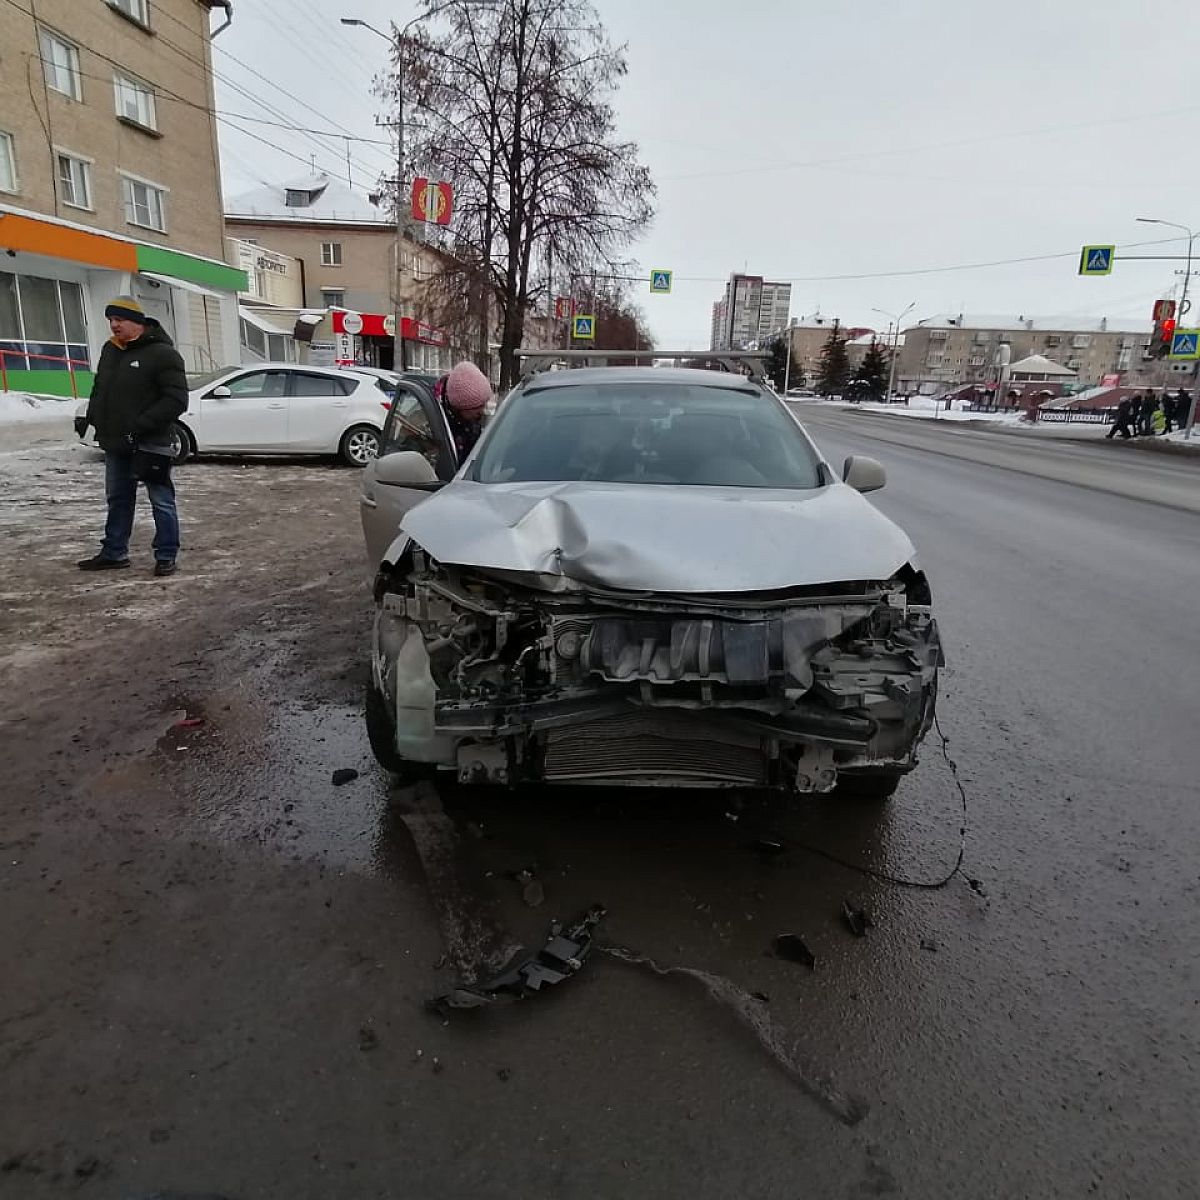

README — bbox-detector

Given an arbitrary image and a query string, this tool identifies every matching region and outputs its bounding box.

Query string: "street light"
[342,3,494,371]
[871,302,915,405]
[1137,216,1198,439]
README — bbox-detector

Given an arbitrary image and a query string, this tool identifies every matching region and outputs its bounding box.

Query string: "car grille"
[542,711,766,785]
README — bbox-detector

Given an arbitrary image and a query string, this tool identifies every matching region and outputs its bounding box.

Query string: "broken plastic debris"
[430,905,606,1012]
[172,717,205,730]
[772,933,816,968]
[331,768,359,786]
[920,938,939,953]
[840,901,874,938]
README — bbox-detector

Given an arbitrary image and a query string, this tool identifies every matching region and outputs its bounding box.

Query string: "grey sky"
[214,0,1200,347]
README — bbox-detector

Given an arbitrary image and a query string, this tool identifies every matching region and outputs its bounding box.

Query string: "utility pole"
[872,302,915,403]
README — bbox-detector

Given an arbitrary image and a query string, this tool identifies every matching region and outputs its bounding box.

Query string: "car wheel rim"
[170,429,184,458]
[348,431,379,464]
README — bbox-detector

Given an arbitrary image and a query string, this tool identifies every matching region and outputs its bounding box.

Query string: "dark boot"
[78,554,130,571]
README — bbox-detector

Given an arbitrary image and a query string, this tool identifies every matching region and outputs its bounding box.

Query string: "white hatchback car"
[74,363,394,466]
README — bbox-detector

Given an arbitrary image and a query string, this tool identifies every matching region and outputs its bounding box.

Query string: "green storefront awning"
[136,244,248,293]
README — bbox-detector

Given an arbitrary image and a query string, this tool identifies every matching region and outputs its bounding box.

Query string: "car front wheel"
[169,422,192,465]
[340,425,381,467]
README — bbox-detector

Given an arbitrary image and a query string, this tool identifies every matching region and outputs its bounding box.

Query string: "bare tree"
[377,0,655,388]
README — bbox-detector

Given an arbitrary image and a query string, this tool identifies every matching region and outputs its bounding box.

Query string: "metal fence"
[0,348,91,397]
[1036,408,1114,424]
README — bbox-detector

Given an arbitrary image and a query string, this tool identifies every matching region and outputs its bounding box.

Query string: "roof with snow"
[847,331,905,348]
[224,174,390,226]
[1008,353,1077,377]
[909,313,1152,334]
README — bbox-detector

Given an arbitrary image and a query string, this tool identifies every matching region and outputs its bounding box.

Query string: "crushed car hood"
[400,480,916,592]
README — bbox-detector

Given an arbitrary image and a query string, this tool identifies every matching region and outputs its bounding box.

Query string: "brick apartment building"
[0,0,245,392]
[896,314,1157,392]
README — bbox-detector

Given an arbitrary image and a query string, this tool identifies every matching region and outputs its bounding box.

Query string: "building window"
[108,0,150,26]
[121,174,168,232]
[320,242,342,267]
[39,30,82,100]
[321,289,345,308]
[1071,334,1092,349]
[0,271,89,374]
[0,132,16,194]
[56,152,92,209]
[286,189,315,207]
[113,73,157,131]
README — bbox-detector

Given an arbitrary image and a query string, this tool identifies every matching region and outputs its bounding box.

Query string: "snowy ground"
[0,392,78,452]
[791,395,1028,425]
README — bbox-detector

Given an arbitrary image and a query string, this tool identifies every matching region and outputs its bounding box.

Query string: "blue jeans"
[101,451,180,563]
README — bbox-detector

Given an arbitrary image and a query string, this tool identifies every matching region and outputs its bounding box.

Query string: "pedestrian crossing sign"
[649,269,673,294]
[1079,245,1114,275]
[1169,329,1200,359]
[572,314,595,340]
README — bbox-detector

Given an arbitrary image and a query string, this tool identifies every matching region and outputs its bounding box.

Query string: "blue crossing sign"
[1169,329,1200,359]
[572,314,595,340]
[1079,245,1114,276]
[649,269,673,294]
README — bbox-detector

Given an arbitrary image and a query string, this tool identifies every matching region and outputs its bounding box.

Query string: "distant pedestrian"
[1175,388,1193,434]
[1162,392,1177,434]
[435,360,493,459]
[1138,394,1157,436]
[1106,395,1134,440]
[77,297,187,576]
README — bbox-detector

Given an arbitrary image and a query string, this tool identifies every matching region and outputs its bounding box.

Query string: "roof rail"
[515,349,770,381]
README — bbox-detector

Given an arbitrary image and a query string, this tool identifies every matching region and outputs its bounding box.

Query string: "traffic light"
[1154,316,1176,357]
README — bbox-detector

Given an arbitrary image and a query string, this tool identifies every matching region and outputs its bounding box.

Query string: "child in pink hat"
[435,360,493,457]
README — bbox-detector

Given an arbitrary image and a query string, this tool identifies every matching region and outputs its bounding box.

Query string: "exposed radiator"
[543,711,766,784]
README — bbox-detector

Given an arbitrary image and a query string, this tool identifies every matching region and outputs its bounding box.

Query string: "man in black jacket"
[1106,394,1134,439]
[77,297,188,576]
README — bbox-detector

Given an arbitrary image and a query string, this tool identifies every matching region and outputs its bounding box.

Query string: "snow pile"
[0,392,77,423]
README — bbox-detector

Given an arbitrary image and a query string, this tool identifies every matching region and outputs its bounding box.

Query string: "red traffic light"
[1161,317,1177,341]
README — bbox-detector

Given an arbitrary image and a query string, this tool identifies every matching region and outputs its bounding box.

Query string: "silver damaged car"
[359,356,943,801]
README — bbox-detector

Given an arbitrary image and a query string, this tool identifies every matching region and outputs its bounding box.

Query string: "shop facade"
[0,205,246,396]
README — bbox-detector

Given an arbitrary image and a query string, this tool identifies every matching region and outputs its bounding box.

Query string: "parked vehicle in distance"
[360,351,943,801]
[338,365,441,397]
[74,363,395,466]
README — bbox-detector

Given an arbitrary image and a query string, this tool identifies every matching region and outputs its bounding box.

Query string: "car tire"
[340,425,382,468]
[169,421,193,465]
[835,770,903,803]
[365,680,433,783]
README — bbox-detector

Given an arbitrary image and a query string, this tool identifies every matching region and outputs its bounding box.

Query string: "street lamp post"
[1137,217,1198,439]
[872,302,915,405]
[343,4,494,373]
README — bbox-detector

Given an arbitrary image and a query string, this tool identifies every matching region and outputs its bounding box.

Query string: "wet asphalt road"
[3,415,1200,1198]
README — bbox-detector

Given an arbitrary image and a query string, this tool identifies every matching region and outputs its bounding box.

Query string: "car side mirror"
[374,449,442,489]
[843,455,886,493]
[208,385,232,398]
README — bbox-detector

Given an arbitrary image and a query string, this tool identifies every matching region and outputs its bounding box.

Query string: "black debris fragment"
[841,901,874,938]
[772,933,816,968]
[357,1025,379,1051]
[496,1068,511,1082]
[967,877,987,898]
[920,938,939,953]
[750,991,770,1004]
[750,838,786,857]
[331,768,359,786]
[430,905,606,1012]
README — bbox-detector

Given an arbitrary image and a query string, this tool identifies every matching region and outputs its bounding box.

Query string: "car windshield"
[471,381,823,488]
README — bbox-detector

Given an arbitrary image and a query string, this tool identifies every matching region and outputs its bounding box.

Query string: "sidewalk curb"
[829,404,1200,459]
